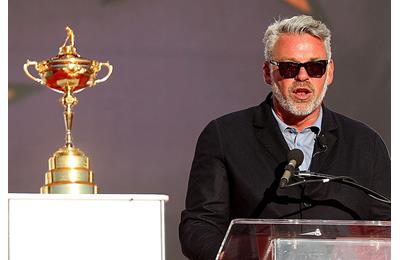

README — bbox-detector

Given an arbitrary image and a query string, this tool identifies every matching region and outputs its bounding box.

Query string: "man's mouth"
[291,87,312,101]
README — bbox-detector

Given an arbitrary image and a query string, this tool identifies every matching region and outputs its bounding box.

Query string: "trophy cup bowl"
[24,27,112,94]
[23,26,113,194]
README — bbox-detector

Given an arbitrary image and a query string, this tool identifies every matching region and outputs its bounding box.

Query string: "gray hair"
[262,15,332,61]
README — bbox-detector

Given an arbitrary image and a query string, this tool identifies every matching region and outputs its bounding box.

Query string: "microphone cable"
[286,171,391,205]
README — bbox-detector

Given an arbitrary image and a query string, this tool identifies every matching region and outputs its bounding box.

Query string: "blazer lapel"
[253,95,289,164]
[310,106,338,173]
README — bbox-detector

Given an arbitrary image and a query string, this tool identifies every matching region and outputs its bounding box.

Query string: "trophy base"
[40,146,98,194]
[41,183,97,194]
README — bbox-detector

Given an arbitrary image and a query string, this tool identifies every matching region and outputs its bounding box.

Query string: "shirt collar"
[271,107,323,134]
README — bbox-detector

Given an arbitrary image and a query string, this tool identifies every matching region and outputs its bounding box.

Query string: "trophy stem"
[61,86,78,148]
[64,107,73,148]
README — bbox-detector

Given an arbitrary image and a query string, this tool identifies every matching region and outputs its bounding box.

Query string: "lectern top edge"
[8,193,169,202]
[229,218,391,227]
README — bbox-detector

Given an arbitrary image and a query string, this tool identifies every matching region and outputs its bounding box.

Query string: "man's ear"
[326,59,334,85]
[263,62,272,85]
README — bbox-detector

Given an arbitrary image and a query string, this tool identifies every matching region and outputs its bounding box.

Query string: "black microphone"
[280,149,304,188]
[316,134,328,152]
[312,133,328,158]
[310,128,328,154]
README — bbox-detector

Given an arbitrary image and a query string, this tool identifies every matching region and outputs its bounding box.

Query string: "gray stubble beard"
[271,78,328,116]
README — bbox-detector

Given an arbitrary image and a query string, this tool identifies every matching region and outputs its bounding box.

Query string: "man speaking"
[179,15,390,260]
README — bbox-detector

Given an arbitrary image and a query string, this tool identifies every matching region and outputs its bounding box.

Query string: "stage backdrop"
[9,1,390,259]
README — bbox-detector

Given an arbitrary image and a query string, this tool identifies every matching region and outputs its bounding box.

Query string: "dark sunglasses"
[269,60,328,78]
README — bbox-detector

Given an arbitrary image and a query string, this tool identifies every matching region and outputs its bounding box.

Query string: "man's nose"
[295,66,310,81]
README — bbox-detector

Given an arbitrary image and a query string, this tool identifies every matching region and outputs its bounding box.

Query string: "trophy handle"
[94,62,113,85]
[23,60,43,84]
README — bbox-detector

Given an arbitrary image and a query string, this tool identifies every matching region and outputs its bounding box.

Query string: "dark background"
[9,1,390,259]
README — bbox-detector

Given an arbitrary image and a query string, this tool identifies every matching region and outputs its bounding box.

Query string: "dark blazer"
[179,94,390,260]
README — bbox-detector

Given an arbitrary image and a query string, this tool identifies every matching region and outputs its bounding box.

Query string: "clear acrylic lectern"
[216,219,390,260]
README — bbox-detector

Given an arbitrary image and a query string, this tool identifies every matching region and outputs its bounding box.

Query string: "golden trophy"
[23,26,113,194]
